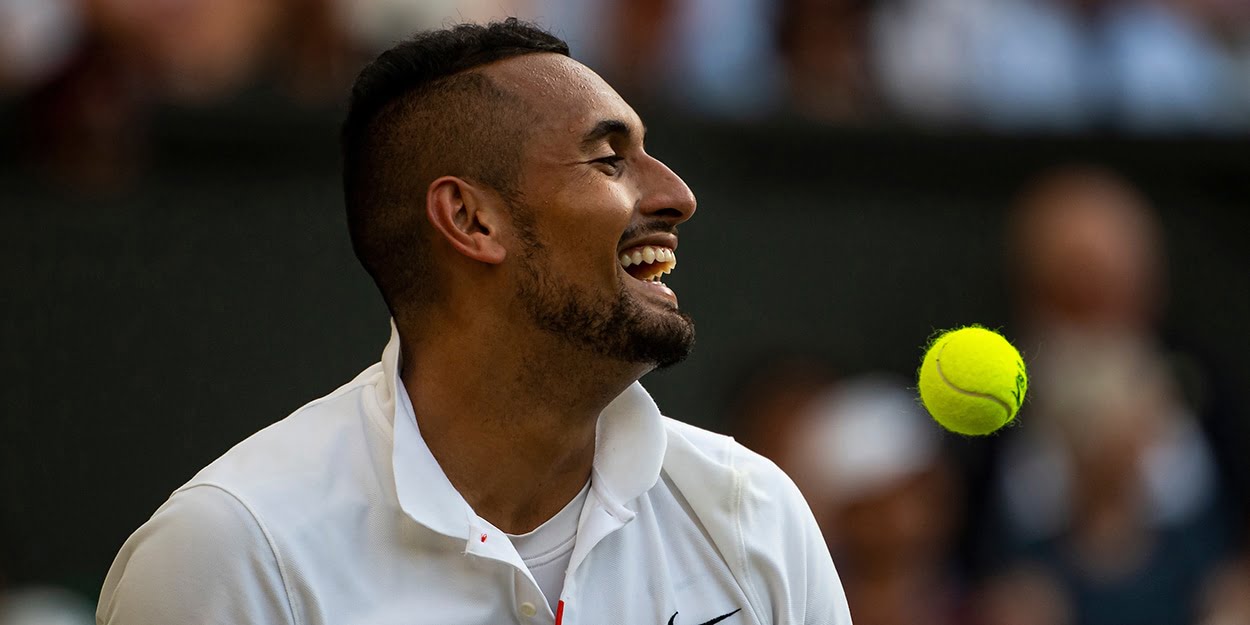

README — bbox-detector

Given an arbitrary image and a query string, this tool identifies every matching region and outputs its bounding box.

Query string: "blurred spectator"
[1007,167,1247,506]
[975,565,1074,625]
[872,0,1250,132]
[785,376,964,625]
[1009,167,1163,334]
[1196,557,1250,625]
[9,0,349,188]
[8,0,1250,192]
[986,342,1228,625]
[977,167,1239,625]
[335,0,1250,128]
[778,0,879,123]
[89,0,291,101]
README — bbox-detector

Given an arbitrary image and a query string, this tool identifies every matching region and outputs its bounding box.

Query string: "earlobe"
[426,176,508,265]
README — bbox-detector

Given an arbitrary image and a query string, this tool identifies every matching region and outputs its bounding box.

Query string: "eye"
[592,155,625,175]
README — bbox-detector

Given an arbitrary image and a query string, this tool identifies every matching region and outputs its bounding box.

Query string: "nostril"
[654,207,684,218]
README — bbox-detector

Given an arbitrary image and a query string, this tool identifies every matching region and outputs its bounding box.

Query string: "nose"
[638,153,697,225]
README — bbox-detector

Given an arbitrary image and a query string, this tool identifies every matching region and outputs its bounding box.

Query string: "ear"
[425,176,508,265]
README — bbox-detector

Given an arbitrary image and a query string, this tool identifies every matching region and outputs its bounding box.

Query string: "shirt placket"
[466,517,557,625]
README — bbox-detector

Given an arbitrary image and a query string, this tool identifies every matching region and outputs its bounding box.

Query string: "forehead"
[481,53,639,147]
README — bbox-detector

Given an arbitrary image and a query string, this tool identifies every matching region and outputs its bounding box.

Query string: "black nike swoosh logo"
[666,608,741,625]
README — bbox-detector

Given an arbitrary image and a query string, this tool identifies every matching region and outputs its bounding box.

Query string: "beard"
[510,212,695,369]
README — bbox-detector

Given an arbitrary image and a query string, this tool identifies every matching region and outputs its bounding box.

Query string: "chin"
[625,308,696,370]
[515,261,695,368]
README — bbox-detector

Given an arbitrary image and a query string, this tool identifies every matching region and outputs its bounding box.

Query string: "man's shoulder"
[658,416,811,546]
[184,363,389,510]
[660,416,794,496]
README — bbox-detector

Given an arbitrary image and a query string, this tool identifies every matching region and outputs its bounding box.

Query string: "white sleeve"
[738,455,853,625]
[97,484,296,625]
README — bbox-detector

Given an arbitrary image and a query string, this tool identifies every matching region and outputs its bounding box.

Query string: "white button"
[519,602,538,618]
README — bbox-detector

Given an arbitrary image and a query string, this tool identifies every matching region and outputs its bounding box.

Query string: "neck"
[398,310,647,534]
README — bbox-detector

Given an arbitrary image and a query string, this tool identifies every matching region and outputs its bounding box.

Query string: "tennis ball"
[918,326,1027,436]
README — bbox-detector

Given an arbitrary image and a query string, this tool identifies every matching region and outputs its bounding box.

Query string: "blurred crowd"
[4,0,1250,186]
[729,166,1250,625]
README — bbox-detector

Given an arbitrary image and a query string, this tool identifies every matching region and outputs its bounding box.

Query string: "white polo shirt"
[98,325,852,625]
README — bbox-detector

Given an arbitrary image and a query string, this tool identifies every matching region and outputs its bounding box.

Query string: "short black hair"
[342,19,570,322]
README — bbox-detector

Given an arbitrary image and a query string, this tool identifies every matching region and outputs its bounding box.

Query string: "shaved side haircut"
[342,19,570,322]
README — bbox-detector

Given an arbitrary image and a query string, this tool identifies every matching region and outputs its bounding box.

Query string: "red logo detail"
[480,533,488,542]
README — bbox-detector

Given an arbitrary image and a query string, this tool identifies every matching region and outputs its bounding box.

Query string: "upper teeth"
[619,245,676,270]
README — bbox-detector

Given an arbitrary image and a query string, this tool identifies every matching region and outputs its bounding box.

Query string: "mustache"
[620,221,679,244]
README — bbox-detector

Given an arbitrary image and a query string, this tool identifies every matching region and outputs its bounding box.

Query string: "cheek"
[549,185,634,275]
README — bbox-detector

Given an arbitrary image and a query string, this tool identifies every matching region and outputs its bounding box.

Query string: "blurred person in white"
[786,376,964,625]
[0,587,92,625]
[0,0,82,90]
[725,354,842,471]
[980,168,1238,625]
[0,519,92,625]
[871,0,1248,132]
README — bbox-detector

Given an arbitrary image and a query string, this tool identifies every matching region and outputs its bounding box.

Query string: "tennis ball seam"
[933,340,1011,417]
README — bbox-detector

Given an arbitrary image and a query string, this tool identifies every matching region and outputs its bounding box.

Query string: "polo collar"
[379,322,667,542]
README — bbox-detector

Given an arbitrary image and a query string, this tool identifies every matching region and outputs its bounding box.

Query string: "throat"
[408,379,600,534]
[397,316,633,533]
[454,446,594,534]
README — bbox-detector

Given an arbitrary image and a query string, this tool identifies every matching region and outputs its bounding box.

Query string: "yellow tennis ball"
[917,326,1027,436]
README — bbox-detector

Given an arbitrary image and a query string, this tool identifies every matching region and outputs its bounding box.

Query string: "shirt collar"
[379,321,667,541]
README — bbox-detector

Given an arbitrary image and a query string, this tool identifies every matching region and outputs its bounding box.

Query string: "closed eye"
[592,155,625,174]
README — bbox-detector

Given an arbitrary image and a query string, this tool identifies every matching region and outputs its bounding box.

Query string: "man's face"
[484,54,698,369]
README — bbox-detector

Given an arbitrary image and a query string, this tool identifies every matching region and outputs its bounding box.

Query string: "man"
[97,19,851,625]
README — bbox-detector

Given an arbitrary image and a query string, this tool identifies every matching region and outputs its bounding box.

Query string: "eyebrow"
[580,118,644,150]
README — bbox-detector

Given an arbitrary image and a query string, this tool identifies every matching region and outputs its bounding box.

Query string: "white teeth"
[620,246,680,266]
[618,245,678,276]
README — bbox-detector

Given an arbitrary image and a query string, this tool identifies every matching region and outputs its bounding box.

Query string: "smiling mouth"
[619,245,676,283]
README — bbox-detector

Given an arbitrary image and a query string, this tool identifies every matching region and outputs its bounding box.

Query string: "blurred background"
[2,0,1249,624]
